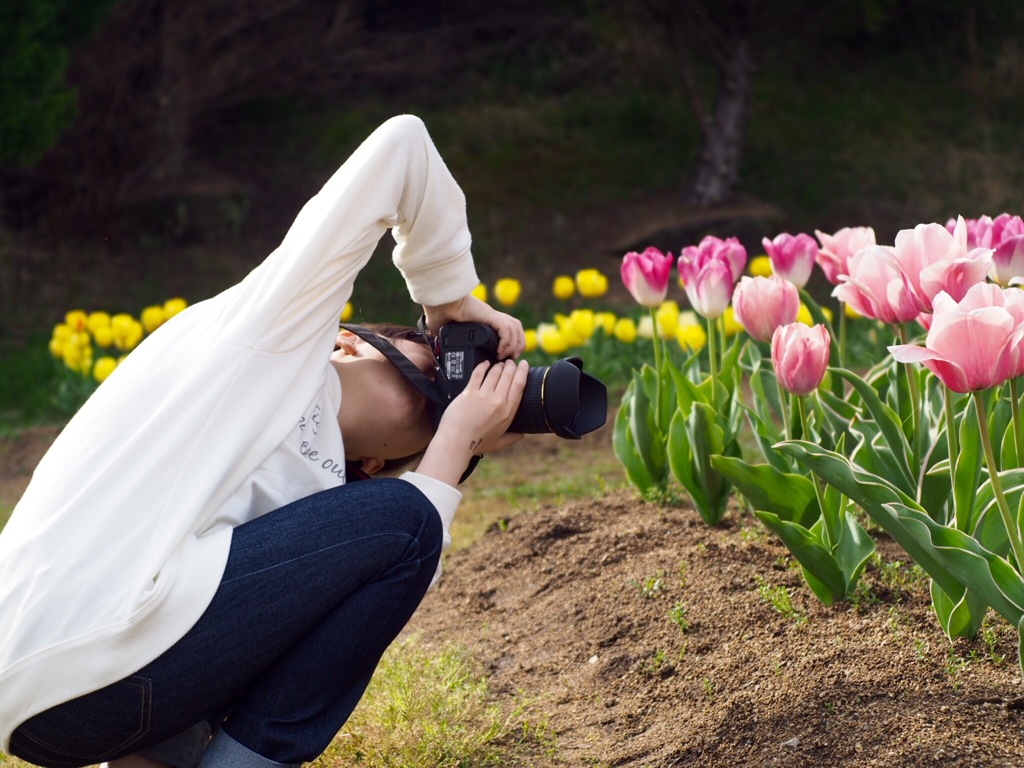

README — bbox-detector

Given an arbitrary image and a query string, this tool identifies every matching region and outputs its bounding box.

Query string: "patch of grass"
[316,634,553,767]
[2,637,554,768]
[630,571,665,600]
[754,575,806,625]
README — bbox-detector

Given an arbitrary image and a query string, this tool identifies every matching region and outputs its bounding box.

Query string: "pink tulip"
[889,283,1024,393]
[678,255,733,319]
[732,275,800,343]
[621,247,674,307]
[947,215,994,249]
[833,246,921,325]
[680,235,747,283]
[814,226,876,285]
[772,323,831,396]
[989,214,1024,287]
[884,218,992,313]
[762,232,819,289]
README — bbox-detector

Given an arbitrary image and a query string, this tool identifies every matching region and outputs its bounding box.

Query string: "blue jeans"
[10,478,443,768]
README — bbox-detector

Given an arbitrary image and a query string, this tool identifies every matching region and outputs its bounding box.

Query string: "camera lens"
[508,357,607,438]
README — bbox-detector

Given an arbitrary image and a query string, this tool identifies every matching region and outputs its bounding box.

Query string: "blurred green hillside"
[2,1,1023,420]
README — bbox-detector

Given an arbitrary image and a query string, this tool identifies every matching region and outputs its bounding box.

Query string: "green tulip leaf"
[629,369,666,484]
[832,367,915,493]
[613,389,655,495]
[668,408,706,512]
[777,440,967,599]
[930,580,987,641]
[688,402,731,525]
[755,511,846,605]
[834,511,876,593]
[883,501,1024,628]
[711,454,819,527]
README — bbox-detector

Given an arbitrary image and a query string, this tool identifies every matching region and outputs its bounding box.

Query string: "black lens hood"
[544,357,607,439]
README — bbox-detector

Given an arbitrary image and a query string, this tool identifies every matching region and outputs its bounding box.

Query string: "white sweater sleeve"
[212,114,480,353]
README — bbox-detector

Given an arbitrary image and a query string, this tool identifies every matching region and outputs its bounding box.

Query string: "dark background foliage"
[2,0,1024,338]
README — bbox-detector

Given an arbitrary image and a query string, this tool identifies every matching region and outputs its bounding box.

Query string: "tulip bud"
[762,233,819,289]
[731,275,800,343]
[621,247,674,307]
[771,323,830,396]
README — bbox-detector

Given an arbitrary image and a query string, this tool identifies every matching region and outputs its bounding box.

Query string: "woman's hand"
[423,294,526,360]
[416,359,529,487]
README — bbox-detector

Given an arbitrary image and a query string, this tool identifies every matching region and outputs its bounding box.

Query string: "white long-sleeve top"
[0,115,479,749]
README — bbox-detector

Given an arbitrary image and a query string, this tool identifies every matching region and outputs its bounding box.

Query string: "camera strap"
[338,323,448,408]
[338,321,482,484]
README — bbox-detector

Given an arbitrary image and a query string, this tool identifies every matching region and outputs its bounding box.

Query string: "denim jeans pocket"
[11,675,153,767]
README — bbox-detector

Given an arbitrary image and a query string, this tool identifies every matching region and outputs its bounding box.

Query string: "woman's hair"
[356,322,436,476]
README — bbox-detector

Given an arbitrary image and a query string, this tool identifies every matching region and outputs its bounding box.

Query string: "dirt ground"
[4,426,1024,767]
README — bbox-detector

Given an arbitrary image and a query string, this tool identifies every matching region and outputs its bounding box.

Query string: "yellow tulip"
[141,305,165,334]
[821,306,834,323]
[93,356,117,383]
[575,269,608,298]
[797,303,813,326]
[524,328,538,353]
[844,302,860,319]
[721,306,744,337]
[538,324,569,355]
[613,317,637,343]
[552,275,575,300]
[163,297,188,318]
[111,314,144,351]
[493,278,521,307]
[50,323,71,358]
[656,301,679,339]
[595,311,617,335]
[568,308,595,340]
[340,302,353,322]
[677,323,708,352]
[92,325,114,347]
[87,311,111,334]
[554,313,585,347]
[749,255,772,277]
[65,310,88,332]
[471,283,488,302]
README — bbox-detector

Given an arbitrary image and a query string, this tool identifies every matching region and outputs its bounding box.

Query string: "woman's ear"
[359,457,385,475]
[335,330,359,355]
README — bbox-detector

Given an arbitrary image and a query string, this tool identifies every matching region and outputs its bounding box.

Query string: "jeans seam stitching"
[221,531,416,585]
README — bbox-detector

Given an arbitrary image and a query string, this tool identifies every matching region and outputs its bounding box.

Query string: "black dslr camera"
[432,323,607,439]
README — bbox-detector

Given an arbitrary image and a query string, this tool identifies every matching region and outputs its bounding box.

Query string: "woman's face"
[331,331,437,461]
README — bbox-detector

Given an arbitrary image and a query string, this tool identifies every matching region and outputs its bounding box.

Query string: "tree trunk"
[687,37,753,207]
[150,1,191,182]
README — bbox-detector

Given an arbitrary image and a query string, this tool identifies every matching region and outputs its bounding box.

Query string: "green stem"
[838,301,847,370]
[974,394,1024,571]
[1010,378,1024,468]
[798,396,834,546]
[896,324,920,444]
[706,314,718,386]
[779,387,792,442]
[943,385,963,530]
[649,307,662,432]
